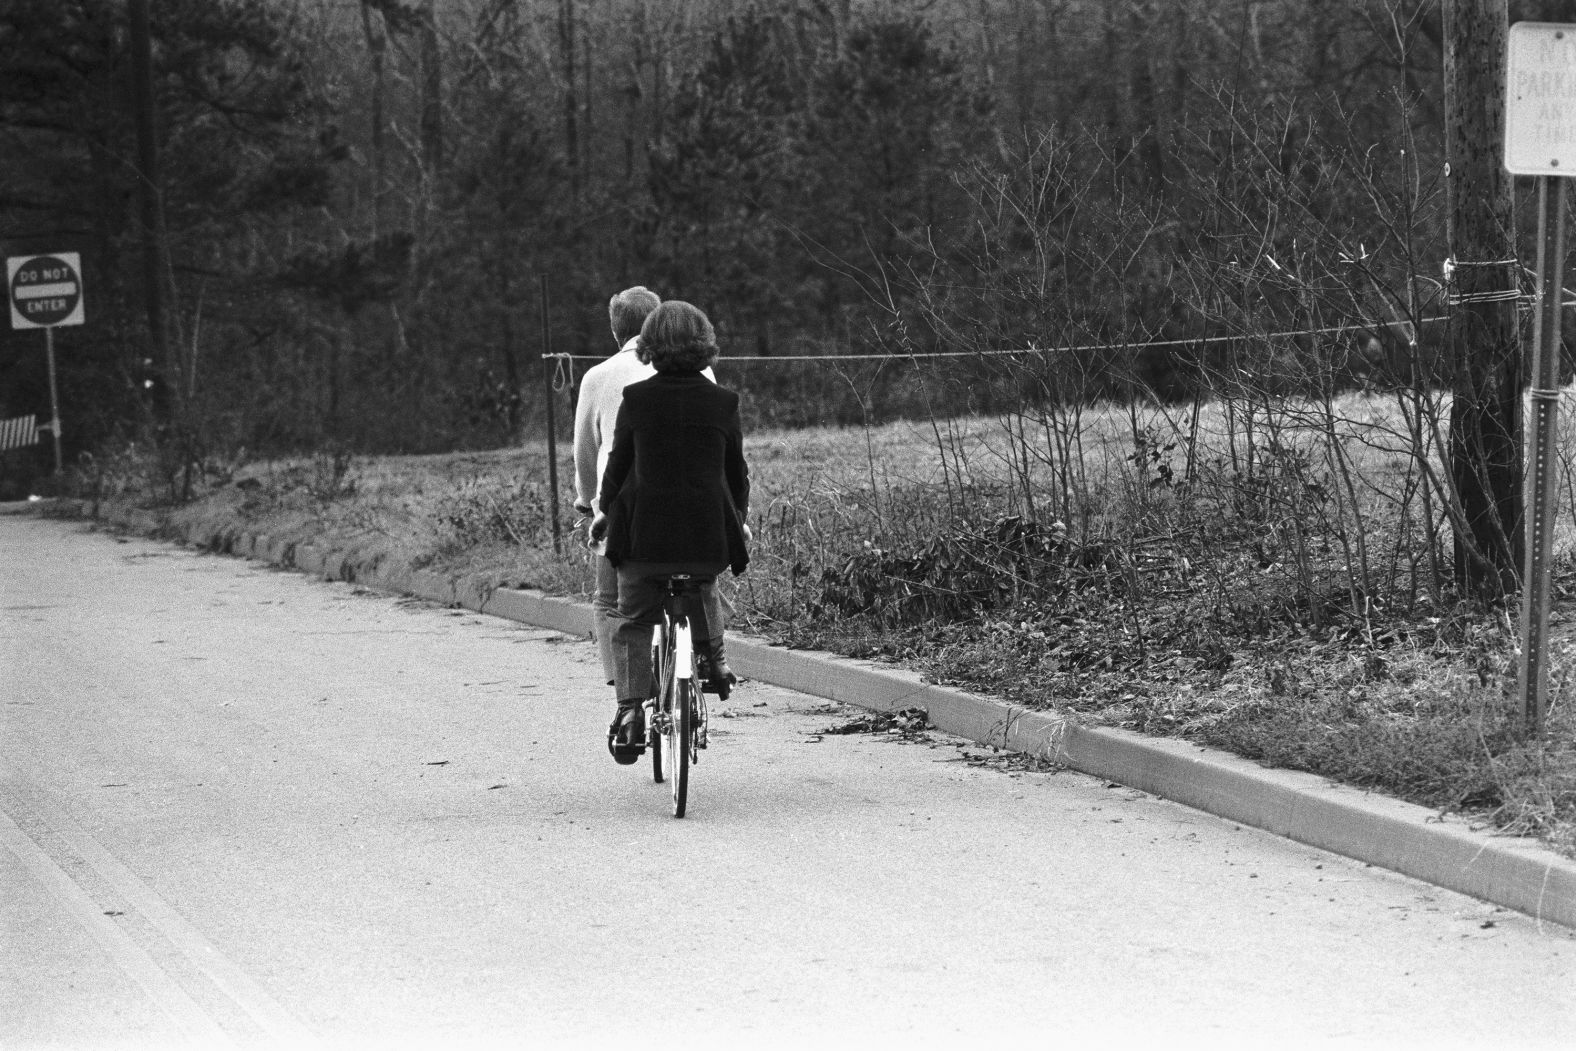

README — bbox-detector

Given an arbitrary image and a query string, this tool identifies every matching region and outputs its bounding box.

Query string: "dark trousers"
[611,561,726,701]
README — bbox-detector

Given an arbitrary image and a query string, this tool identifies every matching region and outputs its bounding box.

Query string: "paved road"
[2,516,1573,1050]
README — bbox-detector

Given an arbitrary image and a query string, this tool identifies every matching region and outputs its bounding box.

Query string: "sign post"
[1506,23,1575,736]
[7,252,86,474]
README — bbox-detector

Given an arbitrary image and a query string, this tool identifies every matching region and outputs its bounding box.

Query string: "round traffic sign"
[9,255,82,328]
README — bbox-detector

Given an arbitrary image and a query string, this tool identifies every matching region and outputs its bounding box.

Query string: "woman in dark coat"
[590,300,750,763]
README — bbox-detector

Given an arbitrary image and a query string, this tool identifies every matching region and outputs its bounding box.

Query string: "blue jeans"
[611,561,726,701]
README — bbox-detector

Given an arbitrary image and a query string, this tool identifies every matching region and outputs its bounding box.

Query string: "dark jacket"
[597,371,750,575]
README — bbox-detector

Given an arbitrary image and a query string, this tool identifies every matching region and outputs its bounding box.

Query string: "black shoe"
[697,644,737,699]
[607,702,645,765]
[702,658,736,699]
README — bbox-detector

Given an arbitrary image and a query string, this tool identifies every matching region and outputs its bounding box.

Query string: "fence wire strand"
[539,315,1453,365]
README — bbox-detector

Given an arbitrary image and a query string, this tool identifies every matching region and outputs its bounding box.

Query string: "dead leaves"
[817,705,931,738]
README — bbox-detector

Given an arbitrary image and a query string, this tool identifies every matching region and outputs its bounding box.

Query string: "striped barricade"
[0,415,40,452]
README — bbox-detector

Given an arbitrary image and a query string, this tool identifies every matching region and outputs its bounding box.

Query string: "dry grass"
[88,390,1576,858]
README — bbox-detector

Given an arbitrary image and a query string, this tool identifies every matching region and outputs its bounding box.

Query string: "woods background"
[2,0,1574,476]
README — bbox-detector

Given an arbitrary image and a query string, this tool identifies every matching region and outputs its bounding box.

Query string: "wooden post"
[541,275,562,555]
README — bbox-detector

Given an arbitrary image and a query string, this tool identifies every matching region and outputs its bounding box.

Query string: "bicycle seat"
[654,573,714,592]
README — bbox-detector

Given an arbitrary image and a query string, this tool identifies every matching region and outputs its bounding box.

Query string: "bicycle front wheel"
[665,679,693,817]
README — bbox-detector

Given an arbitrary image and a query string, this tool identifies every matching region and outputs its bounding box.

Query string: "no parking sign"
[1505,23,1576,736]
[7,253,85,330]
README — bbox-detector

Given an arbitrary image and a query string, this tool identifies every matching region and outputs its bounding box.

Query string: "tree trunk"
[1444,0,1522,602]
[419,0,443,179]
[1129,4,1164,192]
[559,0,579,199]
[1008,0,1041,134]
[129,0,177,430]
[359,1,389,238]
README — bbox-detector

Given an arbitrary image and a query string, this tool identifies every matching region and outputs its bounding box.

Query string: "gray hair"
[609,286,660,345]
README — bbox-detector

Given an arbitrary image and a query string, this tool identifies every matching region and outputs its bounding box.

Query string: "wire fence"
[542,314,1455,382]
[534,312,1470,548]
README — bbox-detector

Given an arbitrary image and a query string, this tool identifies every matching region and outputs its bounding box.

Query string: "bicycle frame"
[645,575,709,817]
[673,614,694,681]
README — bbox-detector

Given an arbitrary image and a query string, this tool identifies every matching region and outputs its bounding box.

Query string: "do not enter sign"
[8,253,85,329]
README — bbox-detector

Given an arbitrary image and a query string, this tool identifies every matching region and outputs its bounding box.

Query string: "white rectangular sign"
[1507,22,1576,176]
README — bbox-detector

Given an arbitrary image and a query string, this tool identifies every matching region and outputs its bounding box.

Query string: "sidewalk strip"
[0,805,235,1050]
[2,783,318,1047]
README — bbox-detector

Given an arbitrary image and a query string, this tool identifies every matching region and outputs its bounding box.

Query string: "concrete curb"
[79,507,1576,929]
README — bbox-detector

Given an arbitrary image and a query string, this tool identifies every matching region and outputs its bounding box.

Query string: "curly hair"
[637,300,719,373]
[608,286,660,345]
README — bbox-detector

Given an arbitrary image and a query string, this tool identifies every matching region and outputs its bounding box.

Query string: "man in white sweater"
[574,287,662,684]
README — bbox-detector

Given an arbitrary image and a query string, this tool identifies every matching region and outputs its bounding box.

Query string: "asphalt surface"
[3,516,1574,1050]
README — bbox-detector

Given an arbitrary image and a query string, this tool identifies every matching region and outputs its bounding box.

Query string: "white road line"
[1,787,319,1047]
[0,807,233,1050]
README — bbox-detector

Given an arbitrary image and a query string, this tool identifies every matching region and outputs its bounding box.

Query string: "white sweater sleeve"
[572,370,604,511]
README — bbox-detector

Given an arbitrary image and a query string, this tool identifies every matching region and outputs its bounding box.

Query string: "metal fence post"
[1519,178,1567,736]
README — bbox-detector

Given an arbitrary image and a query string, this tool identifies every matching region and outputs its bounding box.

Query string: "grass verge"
[69,407,1576,860]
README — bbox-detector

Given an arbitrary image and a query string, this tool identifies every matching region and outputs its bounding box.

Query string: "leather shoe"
[698,647,737,699]
[607,702,646,765]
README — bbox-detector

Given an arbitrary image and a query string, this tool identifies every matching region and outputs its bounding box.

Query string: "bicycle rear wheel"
[665,678,692,817]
